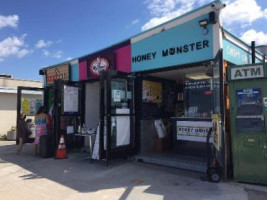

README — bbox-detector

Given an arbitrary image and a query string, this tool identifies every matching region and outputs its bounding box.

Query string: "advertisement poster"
[212,114,221,150]
[113,90,121,102]
[21,98,30,115]
[64,86,79,113]
[21,98,43,115]
[142,80,162,103]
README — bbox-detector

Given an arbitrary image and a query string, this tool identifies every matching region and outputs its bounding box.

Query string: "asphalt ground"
[0,141,267,200]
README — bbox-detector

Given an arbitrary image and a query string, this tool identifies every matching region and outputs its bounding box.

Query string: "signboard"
[142,80,162,103]
[131,14,213,72]
[89,57,109,76]
[231,65,264,80]
[46,64,69,85]
[176,121,212,142]
[87,53,114,79]
[63,85,79,113]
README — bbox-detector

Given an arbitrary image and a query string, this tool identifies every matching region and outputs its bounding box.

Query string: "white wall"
[85,82,100,130]
[0,93,17,135]
[0,93,43,135]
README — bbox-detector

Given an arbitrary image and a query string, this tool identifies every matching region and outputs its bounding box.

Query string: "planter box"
[7,131,16,141]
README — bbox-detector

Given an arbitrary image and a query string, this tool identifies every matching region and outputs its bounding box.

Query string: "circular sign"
[90,57,109,76]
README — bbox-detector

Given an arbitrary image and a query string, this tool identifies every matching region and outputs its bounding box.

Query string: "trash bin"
[39,135,53,158]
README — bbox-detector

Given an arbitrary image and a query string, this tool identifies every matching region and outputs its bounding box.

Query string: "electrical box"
[228,63,267,185]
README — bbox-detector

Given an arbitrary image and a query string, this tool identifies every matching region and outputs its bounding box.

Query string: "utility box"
[228,63,267,185]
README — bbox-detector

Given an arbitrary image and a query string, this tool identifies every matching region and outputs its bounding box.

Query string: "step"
[134,154,207,173]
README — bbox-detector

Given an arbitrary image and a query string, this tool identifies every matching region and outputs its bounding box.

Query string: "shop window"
[183,78,214,118]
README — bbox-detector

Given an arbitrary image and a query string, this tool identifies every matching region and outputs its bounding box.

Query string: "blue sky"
[0,0,266,81]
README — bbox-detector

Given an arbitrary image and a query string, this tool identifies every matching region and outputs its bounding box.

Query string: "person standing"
[17,113,31,155]
[34,106,50,155]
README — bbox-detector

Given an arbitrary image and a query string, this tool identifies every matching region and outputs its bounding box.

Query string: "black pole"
[251,41,255,64]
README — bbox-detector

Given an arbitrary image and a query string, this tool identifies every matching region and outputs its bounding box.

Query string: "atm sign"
[231,65,264,80]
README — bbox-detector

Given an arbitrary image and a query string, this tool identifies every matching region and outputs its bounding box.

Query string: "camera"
[211,2,226,10]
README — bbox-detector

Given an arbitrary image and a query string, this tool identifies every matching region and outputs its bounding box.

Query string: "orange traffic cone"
[55,134,67,159]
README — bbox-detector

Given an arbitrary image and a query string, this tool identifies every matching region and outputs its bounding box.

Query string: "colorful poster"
[142,80,162,103]
[212,114,221,150]
[21,98,30,115]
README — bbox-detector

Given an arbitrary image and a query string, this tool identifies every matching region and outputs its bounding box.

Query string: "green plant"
[0,134,7,141]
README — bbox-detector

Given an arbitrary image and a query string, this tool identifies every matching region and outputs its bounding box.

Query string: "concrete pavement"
[0,141,267,200]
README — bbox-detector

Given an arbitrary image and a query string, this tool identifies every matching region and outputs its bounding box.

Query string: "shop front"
[18,1,267,180]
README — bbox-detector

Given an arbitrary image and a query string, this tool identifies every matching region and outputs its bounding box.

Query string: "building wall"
[0,77,42,136]
[0,93,17,135]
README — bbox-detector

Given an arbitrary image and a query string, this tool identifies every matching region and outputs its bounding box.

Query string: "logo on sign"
[89,57,109,76]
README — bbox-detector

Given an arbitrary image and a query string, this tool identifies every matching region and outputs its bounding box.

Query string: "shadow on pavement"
[0,141,234,200]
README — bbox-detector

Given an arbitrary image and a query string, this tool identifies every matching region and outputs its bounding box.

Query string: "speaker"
[209,12,216,24]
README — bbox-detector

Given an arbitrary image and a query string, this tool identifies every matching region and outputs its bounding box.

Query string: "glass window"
[183,78,213,118]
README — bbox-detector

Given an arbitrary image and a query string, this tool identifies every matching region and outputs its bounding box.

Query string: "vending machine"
[228,63,267,184]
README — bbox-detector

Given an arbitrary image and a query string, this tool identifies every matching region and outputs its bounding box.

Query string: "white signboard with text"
[177,121,212,142]
[231,65,264,80]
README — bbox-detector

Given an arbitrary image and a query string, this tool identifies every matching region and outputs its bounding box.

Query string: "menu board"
[236,88,264,132]
[63,85,79,113]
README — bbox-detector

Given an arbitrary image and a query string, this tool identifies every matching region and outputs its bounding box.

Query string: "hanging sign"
[46,64,69,84]
[230,65,264,80]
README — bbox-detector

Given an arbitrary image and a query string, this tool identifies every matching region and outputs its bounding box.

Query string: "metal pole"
[251,41,255,64]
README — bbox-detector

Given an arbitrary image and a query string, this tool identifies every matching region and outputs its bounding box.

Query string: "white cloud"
[35,39,53,48]
[132,19,140,25]
[53,50,63,59]
[0,34,30,61]
[42,49,50,56]
[222,0,267,28]
[17,49,31,58]
[240,29,267,45]
[66,57,72,61]
[0,14,19,29]
[142,0,197,31]
[141,0,267,31]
